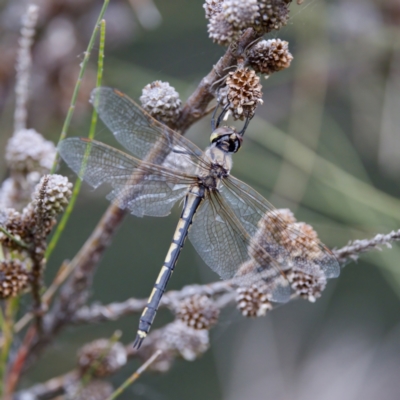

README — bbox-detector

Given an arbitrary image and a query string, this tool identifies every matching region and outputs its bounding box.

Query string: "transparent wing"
[58,138,197,217]
[91,87,209,173]
[221,176,340,280]
[189,191,291,303]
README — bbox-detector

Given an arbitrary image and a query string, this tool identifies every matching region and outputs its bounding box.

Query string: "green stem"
[105,350,162,400]
[0,226,30,250]
[50,0,109,174]
[46,17,107,261]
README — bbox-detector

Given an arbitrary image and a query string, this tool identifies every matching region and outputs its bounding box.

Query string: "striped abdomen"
[133,186,204,349]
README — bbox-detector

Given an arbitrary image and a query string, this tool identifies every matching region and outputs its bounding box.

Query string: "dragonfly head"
[210,126,243,154]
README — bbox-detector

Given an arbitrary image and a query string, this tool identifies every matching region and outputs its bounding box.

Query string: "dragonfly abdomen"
[133,186,204,349]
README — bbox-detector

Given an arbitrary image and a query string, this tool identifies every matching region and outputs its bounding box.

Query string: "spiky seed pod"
[176,294,220,330]
[163,320,210,361]
[77,339,127,377]
[222,0,259,29]
[224,67,263,120]
[65,380,113,400]
[247,39,293,75]
[236,285,272,317]
[253,0,292,34]
[207,12,239,46]
[31,174,72,218]
[140,81,182,124]
[287,267,326,302]
[0,260,29,299]
[203,0,223,19]
[5,129,56,174]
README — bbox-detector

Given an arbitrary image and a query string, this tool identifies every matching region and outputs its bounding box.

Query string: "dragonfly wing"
[189,191,291,302]
[58,138,194,217]
[91,87,208,174]
[221,176,340,280]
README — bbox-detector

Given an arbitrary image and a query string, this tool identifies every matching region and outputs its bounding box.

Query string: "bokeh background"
[1,0,400,398]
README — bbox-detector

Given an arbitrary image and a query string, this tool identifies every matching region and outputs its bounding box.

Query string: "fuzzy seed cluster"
[287,267,326,302]
[247,39,293,75]
[205,0,294,46]
[139,320,210,372]
[65,380,113,400]
[253,0,292,34]
[140,81,182,124]
[0,260,29,299]
[236,284,272,317]
[32,174,72,218]
[5,129,56,174]
[163,320,209,361]
[77,339,127,377]
[223,67,263,120]
[236,208,332,303]
[176,294,219,330]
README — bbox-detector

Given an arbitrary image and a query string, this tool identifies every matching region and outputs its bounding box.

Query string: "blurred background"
[1,0,400,398]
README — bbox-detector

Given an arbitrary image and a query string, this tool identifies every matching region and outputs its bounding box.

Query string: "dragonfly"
[58,87,340,348]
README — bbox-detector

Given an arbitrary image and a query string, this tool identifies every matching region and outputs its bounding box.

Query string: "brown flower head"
[224,67,263,120]
[176,294,220,330]
[236,284,273,317]
[0,260,29,299]
[247,39,293,75]
[287,267,327,302]
[253,0,292,34]
[77,339,127,377]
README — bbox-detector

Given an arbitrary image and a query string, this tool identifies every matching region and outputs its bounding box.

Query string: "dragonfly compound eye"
[210,126,242,153]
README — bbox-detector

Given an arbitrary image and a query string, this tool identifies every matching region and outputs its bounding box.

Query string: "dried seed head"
[140,81,182,124]
[0,208,28,249]
[0,260,29,299]
[203,0,223,19]
[278,222,322,259]
[222,0,259,29]
[236,284,272,317]
[163,320,210,361]
[254,0,292,33]
[5,129,56,174]
[287,267,326,302]
[176,294,220,330]
[77,339,127,377]
[207,11,239,46]
[31,174,72,218]
[224,67,263,120]
[65,380,113,400]
[247,39,293,75]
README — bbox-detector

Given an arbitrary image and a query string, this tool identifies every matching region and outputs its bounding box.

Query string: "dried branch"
[333,229,400,265]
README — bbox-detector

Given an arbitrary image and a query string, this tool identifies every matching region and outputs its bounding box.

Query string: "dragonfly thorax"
[210,126,242,154]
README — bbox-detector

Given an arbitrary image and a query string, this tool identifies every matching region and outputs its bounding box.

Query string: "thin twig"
[50,0,110,174]
[333,229,400,265]
[105,350,162,400]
